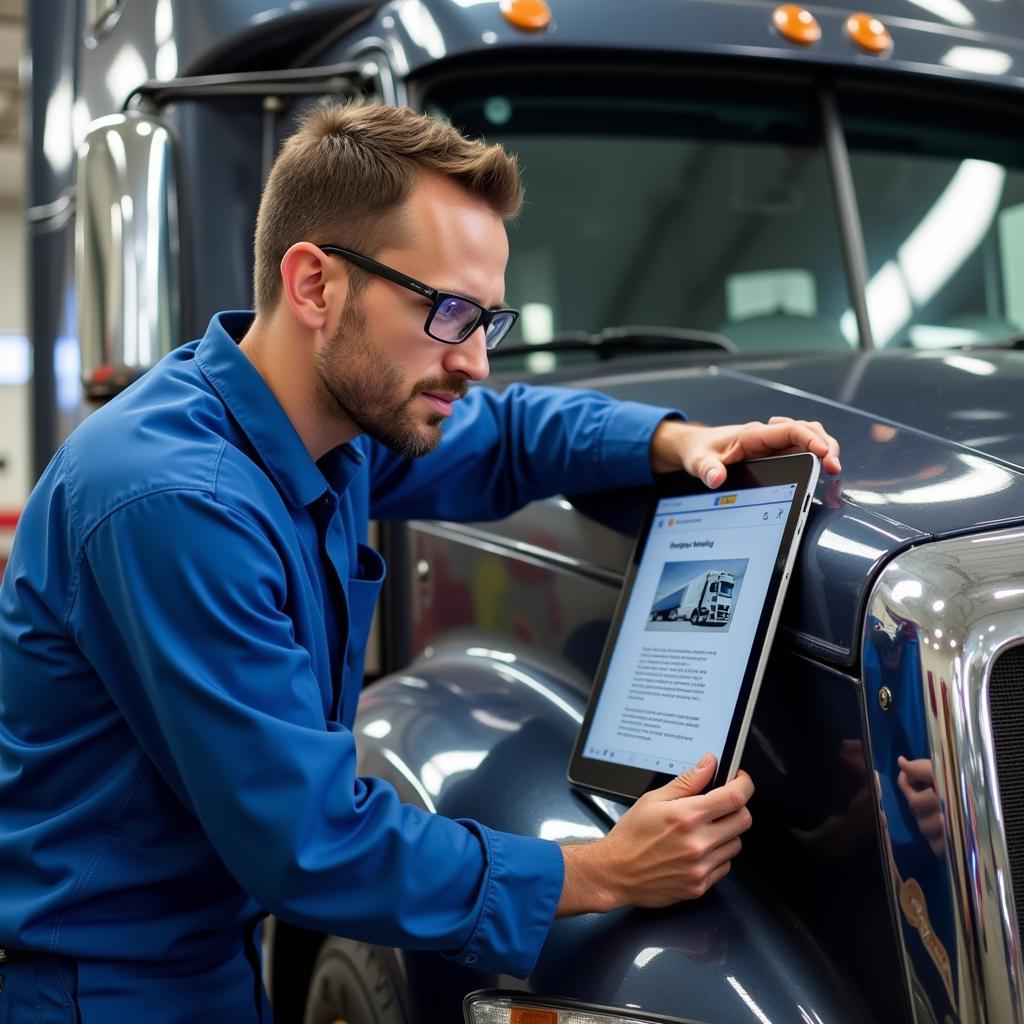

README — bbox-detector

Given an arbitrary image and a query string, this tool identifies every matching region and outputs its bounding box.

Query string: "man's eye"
[437,298,463,320]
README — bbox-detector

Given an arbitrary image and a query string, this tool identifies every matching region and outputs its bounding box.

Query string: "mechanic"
[0,102,842,1022]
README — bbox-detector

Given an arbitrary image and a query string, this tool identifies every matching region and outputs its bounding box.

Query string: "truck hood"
[734,348,1024,475]
[482,347,1024,666]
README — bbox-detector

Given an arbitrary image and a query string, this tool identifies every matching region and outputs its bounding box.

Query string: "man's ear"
[279,242,347,331]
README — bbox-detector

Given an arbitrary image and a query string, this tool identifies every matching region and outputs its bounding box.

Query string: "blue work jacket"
[0,312,675,1022]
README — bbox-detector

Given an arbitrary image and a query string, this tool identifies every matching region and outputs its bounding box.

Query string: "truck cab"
[686,570,736,627]
[28,0,1024,1021]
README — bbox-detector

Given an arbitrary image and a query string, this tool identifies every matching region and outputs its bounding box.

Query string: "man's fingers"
[898,770,942,825]
[781,421,841,471]
[650,754,717,800]
[708,836,744,867]
[605,764,754,909]
[897,770,913,802]
[689,771,754,822]
[702,463,726,489]
[703,806,754,849]
[897,755,934,785]
[897,769,930,808]
[703,857,734,892]
[689,416,842,485]
[745,419,842,473]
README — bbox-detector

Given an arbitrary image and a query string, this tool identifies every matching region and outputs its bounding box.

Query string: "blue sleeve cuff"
[445,825,564,978]
[596,402,686,488]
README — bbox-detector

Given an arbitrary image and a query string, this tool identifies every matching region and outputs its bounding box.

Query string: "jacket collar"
[194,311,364,507]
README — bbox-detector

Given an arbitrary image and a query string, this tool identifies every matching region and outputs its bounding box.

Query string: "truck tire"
[302,936,407,1024]
[668,609,678,621]
[690,609,699,624]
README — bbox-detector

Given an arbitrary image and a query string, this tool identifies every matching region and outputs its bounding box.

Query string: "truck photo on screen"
[648,558,749,631]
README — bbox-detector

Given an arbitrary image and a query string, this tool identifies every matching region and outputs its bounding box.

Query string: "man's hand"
[650,416,842,486]
[556,755,753,916]
[897,755,945,858]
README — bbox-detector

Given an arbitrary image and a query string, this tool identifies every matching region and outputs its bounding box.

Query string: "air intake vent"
[988,645,1024,945]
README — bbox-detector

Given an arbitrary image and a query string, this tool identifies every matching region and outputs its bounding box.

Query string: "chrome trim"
[85,0,124,42]
[75,111,182,401]
[349,41,403,107]
[408,520,624,588]
[863,528,1024,1022]
[26,188,76,226]
[122,61,374,110]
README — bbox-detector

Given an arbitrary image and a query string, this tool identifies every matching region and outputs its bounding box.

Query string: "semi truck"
[650,570,736,626]
[25,0,1024,1021]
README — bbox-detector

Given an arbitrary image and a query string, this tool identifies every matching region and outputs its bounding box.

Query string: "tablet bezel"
[568,452,820,802]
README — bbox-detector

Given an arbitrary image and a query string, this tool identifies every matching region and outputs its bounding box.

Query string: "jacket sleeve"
[368,382,683,521]
[77,485,563,977]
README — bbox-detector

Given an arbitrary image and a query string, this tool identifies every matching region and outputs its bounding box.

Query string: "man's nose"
[442,326,490,382]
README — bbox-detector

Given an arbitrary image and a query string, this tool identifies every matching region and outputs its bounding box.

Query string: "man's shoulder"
[61,350,241,539]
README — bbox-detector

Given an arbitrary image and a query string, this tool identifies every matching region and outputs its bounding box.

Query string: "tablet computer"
[568,452,820,802]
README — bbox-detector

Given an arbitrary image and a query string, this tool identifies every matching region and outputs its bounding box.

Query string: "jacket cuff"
[596,402,686,487]
[445,824,564,978]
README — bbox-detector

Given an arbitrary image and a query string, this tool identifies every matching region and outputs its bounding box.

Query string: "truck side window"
[841,87,1024,349]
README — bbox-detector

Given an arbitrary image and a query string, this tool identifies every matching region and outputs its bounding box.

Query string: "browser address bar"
[660,506,789,529]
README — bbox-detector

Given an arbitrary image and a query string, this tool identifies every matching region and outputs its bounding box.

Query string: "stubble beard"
[314,296,463,459]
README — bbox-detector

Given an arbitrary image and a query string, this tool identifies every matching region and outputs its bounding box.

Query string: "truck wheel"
[690,609,699,625]
[302,936,407,1024]
[668,609,678,621]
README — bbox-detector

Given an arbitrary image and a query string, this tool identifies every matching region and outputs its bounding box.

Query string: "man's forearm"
[556,841,619,917]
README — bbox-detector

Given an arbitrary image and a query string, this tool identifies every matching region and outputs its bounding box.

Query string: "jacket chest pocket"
[338,543,386,723]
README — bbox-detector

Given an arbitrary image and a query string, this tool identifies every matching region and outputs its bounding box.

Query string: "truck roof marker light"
[772,5,821,45]
[846,12,892,53]
[499,0,552,31]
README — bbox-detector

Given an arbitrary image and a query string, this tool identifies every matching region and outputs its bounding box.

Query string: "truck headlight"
[464,991,691,1024]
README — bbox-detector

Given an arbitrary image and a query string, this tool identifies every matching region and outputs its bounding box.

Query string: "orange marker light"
[772,4,822,45]
[500,0,552,31]
[509,1008,558,1024]
[846,12,892,53]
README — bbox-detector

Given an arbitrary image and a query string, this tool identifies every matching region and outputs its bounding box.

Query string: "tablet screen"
[579,480,799,779]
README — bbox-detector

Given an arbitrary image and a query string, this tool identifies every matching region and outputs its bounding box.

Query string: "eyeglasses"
[320,245,519,351]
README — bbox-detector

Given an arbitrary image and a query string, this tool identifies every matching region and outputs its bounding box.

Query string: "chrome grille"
[990,645,1024,947]
[864,528,1024,1022]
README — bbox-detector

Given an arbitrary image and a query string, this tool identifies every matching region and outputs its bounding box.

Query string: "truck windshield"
[424,73,855,369]
[840,88,1024,350]
[719,581,734,597]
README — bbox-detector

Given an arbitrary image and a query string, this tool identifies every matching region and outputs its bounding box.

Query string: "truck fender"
[350,642,879,1024]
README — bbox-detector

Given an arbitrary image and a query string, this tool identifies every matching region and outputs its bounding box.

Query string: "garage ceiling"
[0,0,24,207]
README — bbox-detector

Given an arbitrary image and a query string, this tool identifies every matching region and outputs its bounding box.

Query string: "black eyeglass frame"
[320,245,519,351]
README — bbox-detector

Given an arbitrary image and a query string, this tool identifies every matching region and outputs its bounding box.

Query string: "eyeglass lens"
[431,297,483,343]
[486,312,516,347]
[429,296,516,349]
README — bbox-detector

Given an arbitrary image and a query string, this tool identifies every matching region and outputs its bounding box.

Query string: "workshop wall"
[0,203,29,540]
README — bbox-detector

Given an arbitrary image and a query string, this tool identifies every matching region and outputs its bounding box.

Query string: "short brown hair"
[252,102,523,313]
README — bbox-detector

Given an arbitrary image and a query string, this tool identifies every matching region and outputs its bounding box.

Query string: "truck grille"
[988,645,1024,946]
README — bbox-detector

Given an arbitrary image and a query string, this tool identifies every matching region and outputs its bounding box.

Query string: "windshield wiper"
[971,332,1024,350]
[491,325,737,360]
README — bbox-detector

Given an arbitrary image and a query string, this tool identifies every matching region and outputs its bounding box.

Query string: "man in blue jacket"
[0,103,841,1021]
